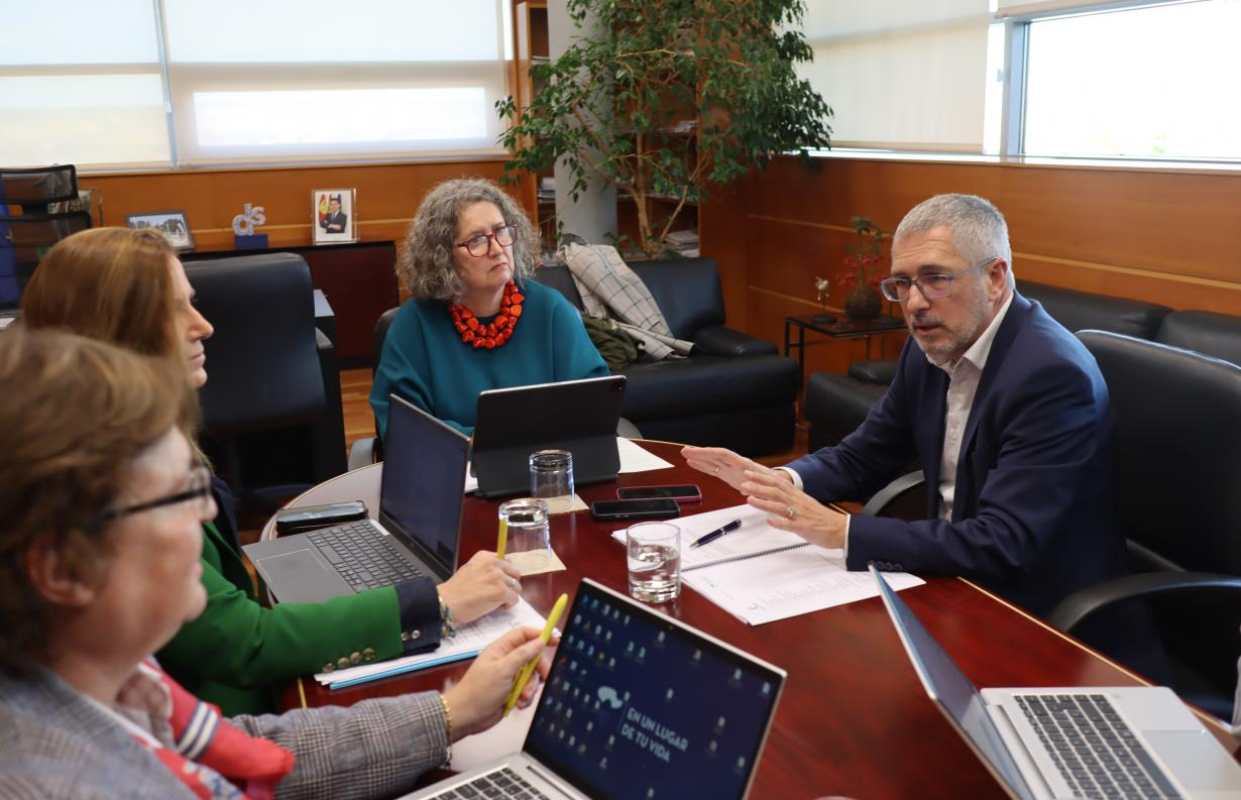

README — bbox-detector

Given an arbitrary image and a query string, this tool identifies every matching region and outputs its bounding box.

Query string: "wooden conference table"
[262,440,1234,799]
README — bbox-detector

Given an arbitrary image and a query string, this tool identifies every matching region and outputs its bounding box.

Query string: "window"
[793,0,1241,167]
[796,1,993,153]
[0,0,513,171]
[1018,0,1241,161]
[0,1,170,169]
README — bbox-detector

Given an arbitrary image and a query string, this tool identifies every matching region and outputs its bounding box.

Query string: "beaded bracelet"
[438,592,458,638]
[438,693,454,764]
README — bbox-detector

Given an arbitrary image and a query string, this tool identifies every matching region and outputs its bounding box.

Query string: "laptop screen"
[525,580,785,800]
[870,567,1034,800]
[379,395,469,574]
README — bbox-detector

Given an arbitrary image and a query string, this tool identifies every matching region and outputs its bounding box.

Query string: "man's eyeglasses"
[94,465,214,527]
[878,258,997,303]
[456,225,514,257]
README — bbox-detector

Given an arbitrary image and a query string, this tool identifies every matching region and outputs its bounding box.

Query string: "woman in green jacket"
[21,227,523,715]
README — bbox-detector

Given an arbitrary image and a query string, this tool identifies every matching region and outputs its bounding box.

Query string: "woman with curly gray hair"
[370,178,607,436]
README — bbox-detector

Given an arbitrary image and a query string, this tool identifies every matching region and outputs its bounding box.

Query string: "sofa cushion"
[693,325,777,357]
[627,258,725,340]
[1154,310,1241,368]
[620,353,798,419]
[1017,280,1171,339]
[804,372,889,451]
[531,265,585,308]
[848,359,898,384]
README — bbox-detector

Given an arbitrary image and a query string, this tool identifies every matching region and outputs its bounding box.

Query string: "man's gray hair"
[398,178,538,301]
[894,194,1014,286]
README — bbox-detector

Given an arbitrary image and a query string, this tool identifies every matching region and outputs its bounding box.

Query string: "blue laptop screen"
[379,395,468,572]
[524,583,783,800]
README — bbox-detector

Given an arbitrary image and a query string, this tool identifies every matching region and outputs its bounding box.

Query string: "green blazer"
[156,520,407,716]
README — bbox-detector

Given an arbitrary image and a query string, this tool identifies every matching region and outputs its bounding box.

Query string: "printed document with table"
[612,504,924,624]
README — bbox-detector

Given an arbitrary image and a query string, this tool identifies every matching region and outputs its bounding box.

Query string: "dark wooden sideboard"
[185,241,398,368]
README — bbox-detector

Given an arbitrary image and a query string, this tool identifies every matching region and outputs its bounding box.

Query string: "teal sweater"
[370,280,608,437]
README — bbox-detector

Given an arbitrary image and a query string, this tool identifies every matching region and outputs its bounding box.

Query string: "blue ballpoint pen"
[689,518,743,549]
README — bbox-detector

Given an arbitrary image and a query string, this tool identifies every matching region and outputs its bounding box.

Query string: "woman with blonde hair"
[21,227,523,716]
[370,178,608,437]
[0,327,550,798]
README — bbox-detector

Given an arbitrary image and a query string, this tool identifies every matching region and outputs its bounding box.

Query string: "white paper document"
[681,546,924,625]
[463,438,668,493]
[315,598,546,689]
[450,685,541,771]
[610,503,808,571]
[616,437,674,473]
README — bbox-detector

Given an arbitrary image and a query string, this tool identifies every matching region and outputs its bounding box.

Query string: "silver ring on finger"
[786,505,796,520]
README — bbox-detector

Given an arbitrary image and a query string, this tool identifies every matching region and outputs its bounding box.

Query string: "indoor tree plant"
[496,0,833,258]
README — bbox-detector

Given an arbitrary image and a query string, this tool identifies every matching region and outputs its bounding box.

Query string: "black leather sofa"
[804,279,1241,451]
[533,258,800,456]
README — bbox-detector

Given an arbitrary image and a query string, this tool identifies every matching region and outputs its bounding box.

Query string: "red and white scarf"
[95,659,294,799]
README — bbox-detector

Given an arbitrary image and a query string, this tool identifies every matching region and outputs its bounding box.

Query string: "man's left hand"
[739,468,848,549]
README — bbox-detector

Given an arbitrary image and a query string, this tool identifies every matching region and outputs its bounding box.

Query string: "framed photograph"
[312,188,357,245]
[126,210,195,252]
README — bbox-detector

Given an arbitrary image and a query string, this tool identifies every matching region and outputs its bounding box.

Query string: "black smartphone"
[275,500,368,534]
[589,498,681,521]
[616,484,703,504]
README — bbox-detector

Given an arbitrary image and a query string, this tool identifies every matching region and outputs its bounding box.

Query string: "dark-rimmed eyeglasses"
[456,225,514,257]
[879,258,997,303]
[94,465,214,527]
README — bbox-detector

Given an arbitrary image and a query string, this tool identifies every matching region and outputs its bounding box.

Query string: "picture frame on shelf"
[126,210,194,252]
[312,188,357,245]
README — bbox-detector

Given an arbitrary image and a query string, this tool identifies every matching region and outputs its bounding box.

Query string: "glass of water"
[529,449,574,514]
[626,521,681,603]
[498,498,551,570]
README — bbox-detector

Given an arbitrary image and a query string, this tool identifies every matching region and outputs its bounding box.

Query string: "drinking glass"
[498,498,551,569]
[529,449,574,514]
[626,521,681,603]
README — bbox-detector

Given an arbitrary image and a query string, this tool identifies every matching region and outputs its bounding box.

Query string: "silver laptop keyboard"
[425,766,552,800]
[1015,694,1182,799]
[305,522,424,591]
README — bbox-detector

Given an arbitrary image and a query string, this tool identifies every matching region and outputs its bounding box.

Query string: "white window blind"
[162,0,512,166]
[796,0,992,152]
[0,0,171,169]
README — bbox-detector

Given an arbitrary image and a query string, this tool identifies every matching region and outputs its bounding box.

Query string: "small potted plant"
[838,216,888,321]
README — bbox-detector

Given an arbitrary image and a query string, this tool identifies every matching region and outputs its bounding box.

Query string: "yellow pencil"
[504,592,568,714]
[496,517,509,559]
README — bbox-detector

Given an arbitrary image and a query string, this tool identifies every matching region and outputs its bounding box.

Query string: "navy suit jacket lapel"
[955,292,1032,508]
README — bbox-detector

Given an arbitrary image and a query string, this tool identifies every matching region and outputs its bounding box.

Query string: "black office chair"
[186,254,336,517]
[1048,331,1241,721]
[1,165,88,309]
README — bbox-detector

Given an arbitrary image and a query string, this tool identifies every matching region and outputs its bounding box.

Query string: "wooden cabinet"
[185,241,398,368]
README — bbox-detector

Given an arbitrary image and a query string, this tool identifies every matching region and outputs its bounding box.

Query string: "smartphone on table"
[589,498,681,521]
[616,484,702,504]
[275,500,368,534]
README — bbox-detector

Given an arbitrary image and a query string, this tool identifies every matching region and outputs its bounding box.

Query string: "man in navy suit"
[685,194,1122,616]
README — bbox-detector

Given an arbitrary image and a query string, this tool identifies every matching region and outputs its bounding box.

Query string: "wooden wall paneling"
[80,160,526,253]
[698,176,751,330]
[702,154,1241,377]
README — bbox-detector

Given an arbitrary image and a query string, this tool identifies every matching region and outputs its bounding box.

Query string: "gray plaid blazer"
[0,666,448,799]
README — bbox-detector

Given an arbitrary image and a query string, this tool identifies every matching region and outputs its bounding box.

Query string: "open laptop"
[403,578,786,800]
[871,565,1241,800]
[471,375,626,498]
[243,394,468,604]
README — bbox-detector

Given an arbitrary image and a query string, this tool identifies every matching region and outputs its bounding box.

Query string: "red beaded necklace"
[449,281,524,350]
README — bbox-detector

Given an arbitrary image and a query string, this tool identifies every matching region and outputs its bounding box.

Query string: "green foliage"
[497,0,832,257]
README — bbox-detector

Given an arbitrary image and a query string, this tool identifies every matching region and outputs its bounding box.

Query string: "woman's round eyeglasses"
[456,225,515,257]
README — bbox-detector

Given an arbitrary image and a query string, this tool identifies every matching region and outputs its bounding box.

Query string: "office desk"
[263,441,1235,799]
